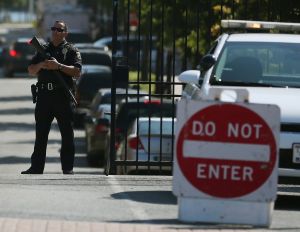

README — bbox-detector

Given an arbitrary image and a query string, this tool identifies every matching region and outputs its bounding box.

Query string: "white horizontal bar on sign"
[183,140,270,162]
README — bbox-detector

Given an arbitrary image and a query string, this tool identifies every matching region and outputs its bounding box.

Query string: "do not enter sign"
[175,101,279,198]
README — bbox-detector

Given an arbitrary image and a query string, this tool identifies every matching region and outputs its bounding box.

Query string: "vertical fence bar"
[147,0,154,173]
[124,0,131,174]
[267,0,271,21]
[206,0,212,50]
[232,0,235,19]
[159,1,165,173]
[196,1,200,65]
[107,0,119,175]
[171,0,176,169]
[182,4,188,71]
[256,0,260,20]
[135,0,142,173]
[244,0,248,19]
[220,0,224,34]
[279,0,282,21]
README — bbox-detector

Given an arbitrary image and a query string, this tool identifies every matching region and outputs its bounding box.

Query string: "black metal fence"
[106,0,300,175]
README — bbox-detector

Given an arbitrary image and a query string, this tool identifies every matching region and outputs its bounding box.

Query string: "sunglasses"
[51,27,65,32]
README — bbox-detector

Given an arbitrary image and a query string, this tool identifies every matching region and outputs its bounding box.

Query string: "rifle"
[29,36,78,105]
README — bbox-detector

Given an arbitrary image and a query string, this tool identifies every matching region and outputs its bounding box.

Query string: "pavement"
[1,78,300,232]
[0,173,276,232]
[0,217,277,232]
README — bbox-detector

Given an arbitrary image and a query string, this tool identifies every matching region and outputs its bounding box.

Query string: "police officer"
[21,20,82,174]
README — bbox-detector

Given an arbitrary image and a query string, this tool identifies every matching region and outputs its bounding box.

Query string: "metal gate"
[106,0,300,175]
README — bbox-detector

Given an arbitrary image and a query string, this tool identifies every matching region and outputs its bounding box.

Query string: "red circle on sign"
[177,103,277,198]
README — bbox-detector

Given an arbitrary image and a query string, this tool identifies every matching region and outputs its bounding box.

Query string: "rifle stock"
[29,36,78,105]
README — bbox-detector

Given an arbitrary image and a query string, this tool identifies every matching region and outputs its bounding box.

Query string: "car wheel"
[116,165,125,175]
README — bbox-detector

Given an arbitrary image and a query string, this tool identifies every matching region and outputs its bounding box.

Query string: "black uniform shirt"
[30,39,82,88]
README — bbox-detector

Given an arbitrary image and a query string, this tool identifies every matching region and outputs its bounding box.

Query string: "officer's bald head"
[55,20,68,32]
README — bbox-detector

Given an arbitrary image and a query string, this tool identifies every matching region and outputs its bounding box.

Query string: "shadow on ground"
[0,107,34,115]
[0,96,32,102]
[111,190,176,205]
[275,194,300,211]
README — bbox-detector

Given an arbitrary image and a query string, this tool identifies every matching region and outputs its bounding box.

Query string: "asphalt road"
[0,76,300,231]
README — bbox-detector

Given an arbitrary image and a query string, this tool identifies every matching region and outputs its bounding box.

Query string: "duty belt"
[37,82,63,91]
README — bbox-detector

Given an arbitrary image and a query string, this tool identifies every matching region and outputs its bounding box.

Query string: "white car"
[179,20,300,179]
[116,117,176,174]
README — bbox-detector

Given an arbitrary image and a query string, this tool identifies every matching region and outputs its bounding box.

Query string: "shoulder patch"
[76,51,82,60]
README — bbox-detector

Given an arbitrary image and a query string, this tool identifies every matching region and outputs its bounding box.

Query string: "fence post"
[107,0,119,175]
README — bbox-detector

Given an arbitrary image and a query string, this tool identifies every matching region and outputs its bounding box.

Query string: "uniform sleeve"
[69,47,82,71]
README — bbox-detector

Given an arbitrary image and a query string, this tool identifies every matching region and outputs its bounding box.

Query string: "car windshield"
[77,73,112,101]
[138,120,175,135]
[211,42,300,88]
[81,52,111,66]
[116,102,176,132]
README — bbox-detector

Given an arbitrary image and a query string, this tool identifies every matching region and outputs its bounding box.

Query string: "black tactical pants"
[30,87,74,172]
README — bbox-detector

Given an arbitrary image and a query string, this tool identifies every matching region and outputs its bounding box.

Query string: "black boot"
[63,170,74,175]
[21,168,43,174]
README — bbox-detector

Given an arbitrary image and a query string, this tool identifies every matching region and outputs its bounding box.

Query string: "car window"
[78,73,111,89]
[81,52,112,66]
[67,33,92,43]
[138,120,174,135]
[77,73,112,101]
[212,42,300,87]
[94,38,121,50]
[116,102,175,131]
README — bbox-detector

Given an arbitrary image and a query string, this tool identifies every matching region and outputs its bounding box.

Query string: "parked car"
[87,88,148,112]
[115,98,176,143]
[81,64,110,74]
[74,43,107,51]
[84,104,111,166]
[2,37,45,77]
[83,88,148,165]
[67,31,92,44]
[0,36,7,67]
[79,48,112,67]
[104,97,176,174]
[178,19,300,180]
[116,117,176,174]
[93,35,157,69]
[74,65,112,127]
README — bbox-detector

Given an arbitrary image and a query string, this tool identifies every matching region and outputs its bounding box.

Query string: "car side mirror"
[200,54,216,71]
[178,70,201,85]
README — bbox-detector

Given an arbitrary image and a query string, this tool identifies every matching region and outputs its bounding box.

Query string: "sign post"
[173,89,280,227]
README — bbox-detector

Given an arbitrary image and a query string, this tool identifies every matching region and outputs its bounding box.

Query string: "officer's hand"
[39,61,47,70]
[44,58,59,70]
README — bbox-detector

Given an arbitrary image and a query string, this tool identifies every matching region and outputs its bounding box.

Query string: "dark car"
[74,65,112,128]
[93,35,156,69]
[79,49,112,67]
[83,88,147,165]
[0,45,7,67]
[67,32,92,44]
[115,98,176,143]
[2,37,45,77]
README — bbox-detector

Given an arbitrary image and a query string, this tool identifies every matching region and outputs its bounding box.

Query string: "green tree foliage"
[76,0,300,69]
